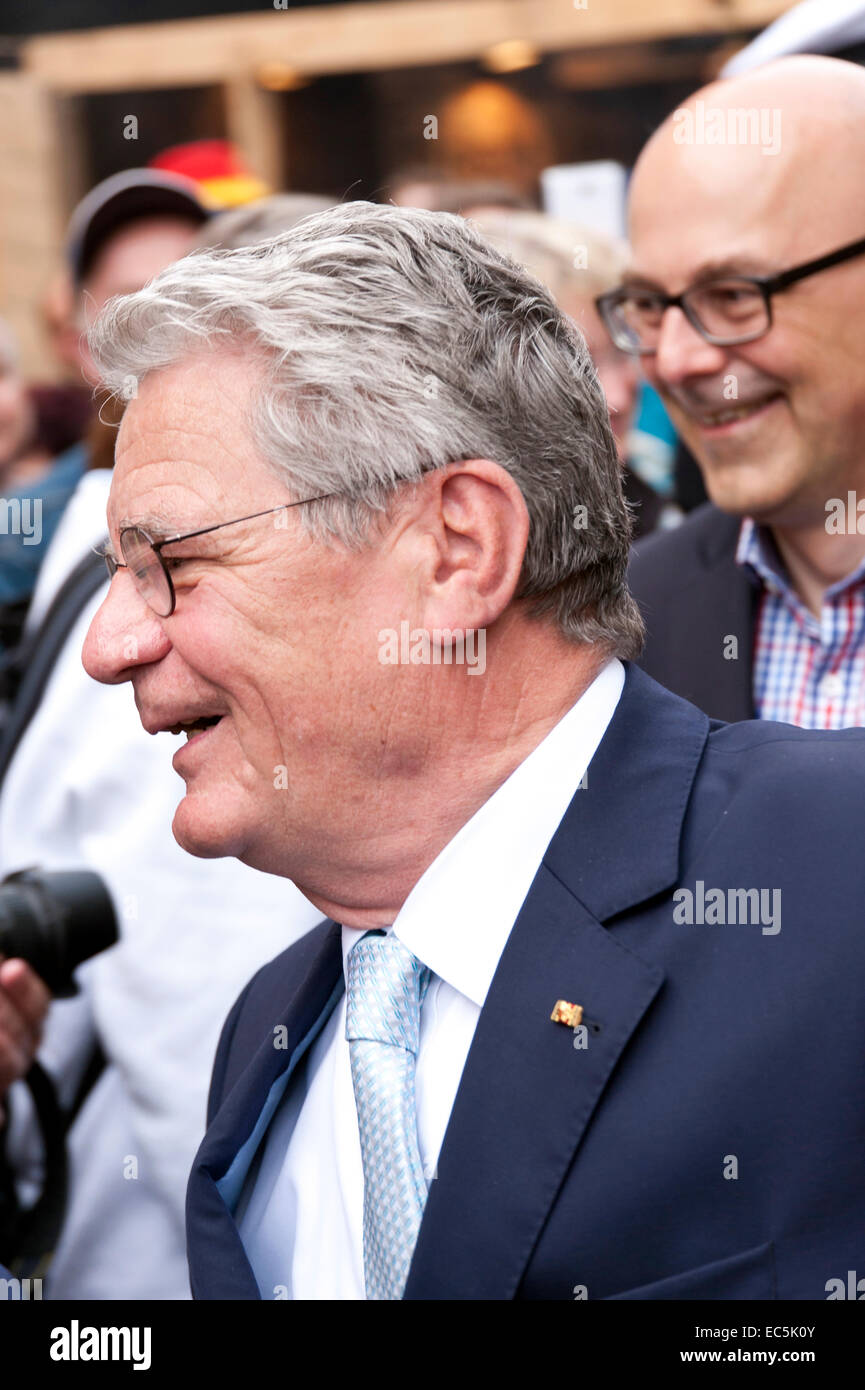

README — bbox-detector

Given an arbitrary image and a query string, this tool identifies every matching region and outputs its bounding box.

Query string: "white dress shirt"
[3,469,323,1299]
[237,657,625,1299]
[23,468,112,631]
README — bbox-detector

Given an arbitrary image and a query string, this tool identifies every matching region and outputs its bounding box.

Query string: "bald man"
[617,56,865,726]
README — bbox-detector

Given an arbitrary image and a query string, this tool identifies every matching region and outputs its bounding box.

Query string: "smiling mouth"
[689,393,783,429]
[168,716,223,740]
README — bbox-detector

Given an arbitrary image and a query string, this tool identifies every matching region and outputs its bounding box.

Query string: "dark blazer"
[629,502,759,722]
[187,665,865,1300]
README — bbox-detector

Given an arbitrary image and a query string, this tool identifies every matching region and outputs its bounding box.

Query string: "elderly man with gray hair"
[82,202,864,1300]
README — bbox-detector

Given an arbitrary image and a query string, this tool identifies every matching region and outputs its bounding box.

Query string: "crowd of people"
[0,50,863,1302]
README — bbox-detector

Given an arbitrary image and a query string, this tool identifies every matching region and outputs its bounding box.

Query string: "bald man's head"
[626,56,865,525]
[638,55,865,197]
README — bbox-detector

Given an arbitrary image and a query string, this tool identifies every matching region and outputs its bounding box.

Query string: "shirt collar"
[342,658,624,1008]
[736,515,865,602]
[735,517,788,598]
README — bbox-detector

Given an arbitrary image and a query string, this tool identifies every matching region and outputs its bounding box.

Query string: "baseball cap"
[66,168,212,288]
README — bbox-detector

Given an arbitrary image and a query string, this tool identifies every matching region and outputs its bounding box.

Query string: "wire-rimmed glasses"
[97,495,335,617]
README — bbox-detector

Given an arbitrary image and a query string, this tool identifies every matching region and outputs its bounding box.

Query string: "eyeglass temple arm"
[602,233,865,309]
[151,507,288,552]
[149,495,335,553]
[760,235,865,294]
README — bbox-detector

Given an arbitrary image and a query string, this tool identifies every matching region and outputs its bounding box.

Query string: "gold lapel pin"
[551,1000,583,1029]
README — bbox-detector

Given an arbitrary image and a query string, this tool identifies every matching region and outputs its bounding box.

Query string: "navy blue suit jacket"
[187,665,865,1299]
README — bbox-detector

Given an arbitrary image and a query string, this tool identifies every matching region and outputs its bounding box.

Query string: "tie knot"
[345,932,430,1055]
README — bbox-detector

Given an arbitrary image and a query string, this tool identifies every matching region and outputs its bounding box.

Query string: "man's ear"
[415,459,530,633]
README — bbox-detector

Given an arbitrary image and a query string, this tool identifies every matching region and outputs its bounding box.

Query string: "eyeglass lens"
[120,528,173,617]
[611,279,769,350]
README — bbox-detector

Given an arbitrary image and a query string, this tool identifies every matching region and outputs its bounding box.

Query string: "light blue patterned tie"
[345,930,431,1300]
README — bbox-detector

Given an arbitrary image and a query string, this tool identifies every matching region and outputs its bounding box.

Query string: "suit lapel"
[404,873,663,1300]
[187,921,344,1299]
[404,666,710,1299]
[689,510,758,723]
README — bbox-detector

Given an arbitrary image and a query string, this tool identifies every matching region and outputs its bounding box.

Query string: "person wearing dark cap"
[66,168,211,390]
[0,170,210,684]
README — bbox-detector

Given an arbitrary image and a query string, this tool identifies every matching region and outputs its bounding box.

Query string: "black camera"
[0,868,118,996]
[0,868,119,1272]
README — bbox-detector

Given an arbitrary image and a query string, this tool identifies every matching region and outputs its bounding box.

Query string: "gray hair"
[87,200,644,657]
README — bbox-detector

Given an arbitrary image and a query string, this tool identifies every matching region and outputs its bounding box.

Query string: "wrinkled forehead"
[107,453,223,541]
[107,355,272,533]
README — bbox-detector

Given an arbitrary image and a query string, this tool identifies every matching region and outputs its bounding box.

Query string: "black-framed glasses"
[595,233,865,355]
[97,495,335,617]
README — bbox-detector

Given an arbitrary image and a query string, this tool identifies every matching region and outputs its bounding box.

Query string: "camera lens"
[0,870,118,997]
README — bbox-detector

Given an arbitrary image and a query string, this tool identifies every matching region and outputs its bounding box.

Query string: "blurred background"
[0,0,809,381]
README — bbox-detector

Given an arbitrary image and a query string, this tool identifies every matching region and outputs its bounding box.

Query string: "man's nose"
[650,306,729,389]
[82,571,171,684]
